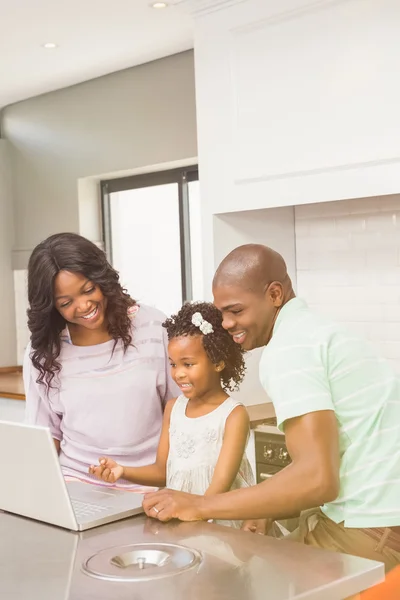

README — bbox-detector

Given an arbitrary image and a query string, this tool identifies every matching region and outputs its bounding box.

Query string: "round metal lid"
[82,542,203,582]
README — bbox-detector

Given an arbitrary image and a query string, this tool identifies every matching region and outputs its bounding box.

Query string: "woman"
[24,232,179,486]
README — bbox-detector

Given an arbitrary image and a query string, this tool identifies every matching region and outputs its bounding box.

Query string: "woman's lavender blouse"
[24,304,179,485]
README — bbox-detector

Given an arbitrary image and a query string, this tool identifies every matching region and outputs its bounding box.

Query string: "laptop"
[0,420,144,531]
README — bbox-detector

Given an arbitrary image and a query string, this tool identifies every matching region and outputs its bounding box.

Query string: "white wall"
[186,0,400,292]
[0,140,17,366]
[213,207,297,405]
[295,194,400,372]
[1,51,197,269]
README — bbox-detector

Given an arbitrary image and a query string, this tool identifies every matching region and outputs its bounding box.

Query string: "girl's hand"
[241,518,272,535]
[89,457,124,483]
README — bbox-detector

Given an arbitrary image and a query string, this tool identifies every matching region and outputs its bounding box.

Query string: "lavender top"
[24,304,179,486]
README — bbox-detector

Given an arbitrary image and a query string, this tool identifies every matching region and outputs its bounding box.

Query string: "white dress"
[167,394,255,528]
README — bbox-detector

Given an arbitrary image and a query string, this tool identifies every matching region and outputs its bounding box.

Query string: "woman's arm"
[204,405,250,496]
[23,344,62,452]
[160,327,180,406]
[90,398,176,486]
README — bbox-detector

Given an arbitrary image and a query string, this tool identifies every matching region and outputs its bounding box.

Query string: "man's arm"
[143,410,340,522]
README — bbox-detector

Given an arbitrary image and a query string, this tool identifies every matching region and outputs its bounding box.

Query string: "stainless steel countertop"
[0,511,383,600]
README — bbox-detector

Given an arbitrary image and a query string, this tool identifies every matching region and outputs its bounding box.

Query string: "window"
[101,167,203,316]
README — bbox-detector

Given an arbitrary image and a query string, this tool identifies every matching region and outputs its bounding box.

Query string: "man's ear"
[265,281,284,307]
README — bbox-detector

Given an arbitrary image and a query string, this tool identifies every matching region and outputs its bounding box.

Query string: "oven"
[255,425,291,482]
[254,424,299,533]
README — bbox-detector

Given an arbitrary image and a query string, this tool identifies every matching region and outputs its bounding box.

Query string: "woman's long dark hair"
[27,232,135,389]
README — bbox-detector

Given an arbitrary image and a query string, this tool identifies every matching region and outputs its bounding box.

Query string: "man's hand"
[143,489,203,522]
[241,518,272,535]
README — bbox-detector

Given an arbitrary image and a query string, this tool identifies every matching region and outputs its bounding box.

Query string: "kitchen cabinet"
[0,397,25,423]
[185,0,400,291]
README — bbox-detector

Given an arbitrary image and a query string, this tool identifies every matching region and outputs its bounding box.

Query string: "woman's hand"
[241,518,272,535]
[89,457,124,483]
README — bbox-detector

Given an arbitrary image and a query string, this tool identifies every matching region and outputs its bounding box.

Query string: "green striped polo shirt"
[259,298,400,528]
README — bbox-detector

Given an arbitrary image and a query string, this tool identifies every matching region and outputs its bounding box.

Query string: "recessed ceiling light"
[151,2,168,8]
[42,42,58,49]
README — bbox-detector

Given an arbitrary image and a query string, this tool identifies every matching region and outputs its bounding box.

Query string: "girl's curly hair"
[27,232,135,389]
[163,301,246,392]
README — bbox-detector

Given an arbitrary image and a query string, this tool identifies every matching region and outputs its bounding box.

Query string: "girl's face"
[168,335,222,399]
[53,270,107,331]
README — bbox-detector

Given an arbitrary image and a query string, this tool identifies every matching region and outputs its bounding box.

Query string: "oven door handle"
[259,472,274,480]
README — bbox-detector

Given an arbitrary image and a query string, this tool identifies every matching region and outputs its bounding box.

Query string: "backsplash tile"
[295,194,400,372]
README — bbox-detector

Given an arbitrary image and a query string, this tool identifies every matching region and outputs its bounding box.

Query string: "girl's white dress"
[167,394,255,528]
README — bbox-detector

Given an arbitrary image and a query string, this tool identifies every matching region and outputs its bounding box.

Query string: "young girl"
[90,301,255,527]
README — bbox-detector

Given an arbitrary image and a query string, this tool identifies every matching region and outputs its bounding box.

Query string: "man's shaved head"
[213,245,295,350]
[213,244,293,295]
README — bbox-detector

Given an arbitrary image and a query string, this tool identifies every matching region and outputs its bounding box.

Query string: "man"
[144,244,400,570]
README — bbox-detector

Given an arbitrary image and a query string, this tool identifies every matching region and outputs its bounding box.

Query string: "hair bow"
[191,312,214,335]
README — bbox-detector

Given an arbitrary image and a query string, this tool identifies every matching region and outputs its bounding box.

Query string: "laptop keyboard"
[71,499,110,519]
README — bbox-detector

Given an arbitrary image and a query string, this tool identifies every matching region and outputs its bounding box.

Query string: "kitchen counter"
[0,511,383,599]
[0,368,24,400]
[247,402,276,428]
[0,370,276,427]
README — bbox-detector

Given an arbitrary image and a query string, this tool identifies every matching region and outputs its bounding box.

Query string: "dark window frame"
[100,165,199,304]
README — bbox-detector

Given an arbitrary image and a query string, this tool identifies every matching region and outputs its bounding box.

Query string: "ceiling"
[0,0,194,109]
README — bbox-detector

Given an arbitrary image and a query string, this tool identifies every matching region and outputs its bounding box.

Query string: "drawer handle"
[259,473,273,480]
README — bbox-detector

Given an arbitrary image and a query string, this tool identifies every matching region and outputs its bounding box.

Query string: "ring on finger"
[153,507,159,514]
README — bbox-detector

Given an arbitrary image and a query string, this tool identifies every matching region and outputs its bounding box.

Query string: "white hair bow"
[191,312,214,335]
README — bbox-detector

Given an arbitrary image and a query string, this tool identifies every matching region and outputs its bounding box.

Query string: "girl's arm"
[90,398,175,486]
[205,405,250,496]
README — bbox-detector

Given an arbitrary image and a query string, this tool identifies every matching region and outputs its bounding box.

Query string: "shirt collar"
[273,297,308,335]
